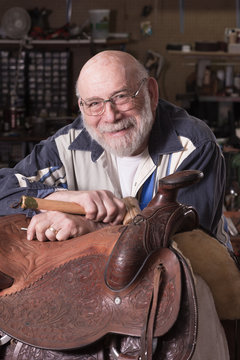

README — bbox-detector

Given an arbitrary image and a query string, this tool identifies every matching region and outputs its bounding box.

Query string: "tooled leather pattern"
[0,248,197,360]
[155,251,198,360]
[0,197,198,360]
[0,249,181,351]
[105,202,198,291]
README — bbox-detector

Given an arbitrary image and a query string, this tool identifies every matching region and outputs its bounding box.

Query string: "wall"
[0,0,238,105]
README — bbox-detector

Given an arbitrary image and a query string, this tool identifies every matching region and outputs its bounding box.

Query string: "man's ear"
[77,98,82,112]
[147,77,159,112]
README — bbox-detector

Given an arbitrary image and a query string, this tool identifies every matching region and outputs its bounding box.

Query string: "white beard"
[83,94,154,157]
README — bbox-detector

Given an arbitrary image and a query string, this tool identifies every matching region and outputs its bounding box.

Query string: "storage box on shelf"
[168,50,240,138]
[0,37,129,167]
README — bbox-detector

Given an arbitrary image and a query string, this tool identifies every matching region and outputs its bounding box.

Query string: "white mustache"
[98,118,136,133]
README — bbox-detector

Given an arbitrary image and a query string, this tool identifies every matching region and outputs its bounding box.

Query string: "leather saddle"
[0,170,202,360]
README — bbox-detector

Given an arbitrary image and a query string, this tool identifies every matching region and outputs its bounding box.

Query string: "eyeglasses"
[79,78,147,116]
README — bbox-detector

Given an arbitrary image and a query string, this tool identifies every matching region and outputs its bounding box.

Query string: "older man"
[0,50,230,358]
[0,50,228,244]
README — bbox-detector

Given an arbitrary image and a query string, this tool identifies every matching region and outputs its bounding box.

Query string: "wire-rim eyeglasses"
[79,78,147,116]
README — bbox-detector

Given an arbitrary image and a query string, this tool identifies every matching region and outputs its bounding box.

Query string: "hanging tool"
[66,0,72,24]
[237,0,240,28]
[179,0,184,33]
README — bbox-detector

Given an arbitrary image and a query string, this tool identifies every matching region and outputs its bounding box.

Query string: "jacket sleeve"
[176,140,226,237]
[0,136,67,216]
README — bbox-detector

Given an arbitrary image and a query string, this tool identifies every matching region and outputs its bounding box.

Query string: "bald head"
[76,51,148,99]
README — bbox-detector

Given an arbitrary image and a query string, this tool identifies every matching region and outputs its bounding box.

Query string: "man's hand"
[45,189,126,225]
[26,189,126,241]
[27,211,106,241]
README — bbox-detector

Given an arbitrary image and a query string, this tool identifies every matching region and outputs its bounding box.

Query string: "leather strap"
[141,264,163,360]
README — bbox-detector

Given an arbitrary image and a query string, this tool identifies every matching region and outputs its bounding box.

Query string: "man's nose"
[103,100,119,122]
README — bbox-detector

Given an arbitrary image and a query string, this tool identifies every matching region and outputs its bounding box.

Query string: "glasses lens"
[85,101,104,115]
[113,94,130,105]
[113,94,134,111]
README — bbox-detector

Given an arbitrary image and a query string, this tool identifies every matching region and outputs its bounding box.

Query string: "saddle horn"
[105,169,203,291]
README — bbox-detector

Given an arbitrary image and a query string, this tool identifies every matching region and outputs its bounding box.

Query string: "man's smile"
[101,124,134,137]
[98,119,135,135]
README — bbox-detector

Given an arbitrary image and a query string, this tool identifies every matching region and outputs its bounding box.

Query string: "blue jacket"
[0,99,227,243]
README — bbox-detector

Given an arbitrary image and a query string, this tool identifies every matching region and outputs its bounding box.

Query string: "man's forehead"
[80,78,128,100]
[78,64,136,99]
[81,60,127,82]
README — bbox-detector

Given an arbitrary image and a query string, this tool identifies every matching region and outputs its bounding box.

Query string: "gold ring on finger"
[48,226,58,234]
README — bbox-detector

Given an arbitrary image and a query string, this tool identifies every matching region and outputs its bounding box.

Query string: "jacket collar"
[69,119,104,162]
[69,101,183,164]
[148,101,183,164]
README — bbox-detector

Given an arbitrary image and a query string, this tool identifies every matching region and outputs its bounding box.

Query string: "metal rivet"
[114,296,121,305]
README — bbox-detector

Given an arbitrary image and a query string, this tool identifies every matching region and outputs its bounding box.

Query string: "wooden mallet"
[19,195,141,225]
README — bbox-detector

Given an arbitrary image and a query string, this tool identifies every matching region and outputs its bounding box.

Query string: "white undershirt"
[116,148,148,197]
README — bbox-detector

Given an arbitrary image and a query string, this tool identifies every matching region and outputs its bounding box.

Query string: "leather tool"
[18,194,141,225]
